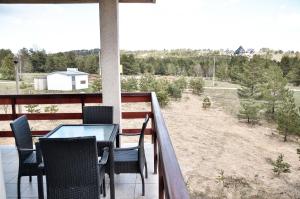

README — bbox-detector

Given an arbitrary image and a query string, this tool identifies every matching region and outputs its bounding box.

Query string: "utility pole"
[13,56,22,113]
[13,56,19,94]
[212,56,216,87]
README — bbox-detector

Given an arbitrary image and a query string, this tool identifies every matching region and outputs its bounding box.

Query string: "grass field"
[0,74,299,109]
[204,79,240,88]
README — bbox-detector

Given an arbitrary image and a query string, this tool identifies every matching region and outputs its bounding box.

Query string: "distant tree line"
[121,52,300,86]
[0,48,299,87]
[0,48,99,79]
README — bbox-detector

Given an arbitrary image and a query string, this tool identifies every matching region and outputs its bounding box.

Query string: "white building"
[47,68,88,91]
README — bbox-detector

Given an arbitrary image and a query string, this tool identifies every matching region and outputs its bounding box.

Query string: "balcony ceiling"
[0,0,155,3]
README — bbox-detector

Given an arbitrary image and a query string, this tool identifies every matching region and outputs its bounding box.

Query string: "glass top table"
[47,124,117,141]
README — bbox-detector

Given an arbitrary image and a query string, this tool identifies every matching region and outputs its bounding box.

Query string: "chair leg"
[145,161,148,179]
[17,175,21,199]
[140,172,145,196]
[29,175,32,182]
[103,178,106,197]
[37,173,44,199]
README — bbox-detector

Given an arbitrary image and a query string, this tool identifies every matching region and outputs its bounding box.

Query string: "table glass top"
[48,125,115,141]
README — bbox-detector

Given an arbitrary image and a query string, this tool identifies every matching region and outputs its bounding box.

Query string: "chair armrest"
[114,146,140,151]
[32,135,43,138]
[98,147,109,166]
[19,148,36,152]
[38,163,44,170]
[118,133,141,136]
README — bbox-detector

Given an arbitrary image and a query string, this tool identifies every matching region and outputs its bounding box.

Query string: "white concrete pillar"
[99,0,121,125]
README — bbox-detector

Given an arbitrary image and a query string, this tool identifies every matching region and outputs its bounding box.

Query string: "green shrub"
[139,74,156,92]
[91,78,102,92]
[25,104,40,113]
[139,74,172,107]
[167,83,182,100]
[121,77,138,92]
[276,90,300,141]
[20,82,31,89]
[156,90,170,107]
[44,105,59,113]
[189,77,204,95]
[216,169,225,187]
[271,154,291,176]
[174,76,188,91]
[202,96,211,109]
[154,79,170,107]
[238,99,260,124]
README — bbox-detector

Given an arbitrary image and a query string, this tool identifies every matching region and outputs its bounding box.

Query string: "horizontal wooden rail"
[0,128,154,137]
[0,112,153,121]
[0,92,151,105]
[151,92,189,199]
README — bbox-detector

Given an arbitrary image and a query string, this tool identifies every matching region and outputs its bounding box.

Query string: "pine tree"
[237,59,265,99]
[288,63,300,86]
[271,154,291,176]
[121,54,139,75]
[0,53,15,80]
[277,90,300,141]
[238,99,261,124]
[261,65,287,119]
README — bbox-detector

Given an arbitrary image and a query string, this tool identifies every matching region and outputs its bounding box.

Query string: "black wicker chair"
[10,115,44,199]
[39,136,109,199]
[113,115,150,196]
[82,106,113,124]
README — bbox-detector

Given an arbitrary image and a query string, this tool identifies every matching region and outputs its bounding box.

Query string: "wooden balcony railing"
[0,92,189,199]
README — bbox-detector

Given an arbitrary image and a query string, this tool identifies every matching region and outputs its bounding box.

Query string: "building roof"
[48,70,88,76]
[234,46,245,55]
[0,0,155,3]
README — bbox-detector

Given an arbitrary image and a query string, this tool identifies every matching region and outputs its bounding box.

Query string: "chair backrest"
[82,106,113,124]
[39,137,100,199]
[10,115,33,157]
[138,115,150,148]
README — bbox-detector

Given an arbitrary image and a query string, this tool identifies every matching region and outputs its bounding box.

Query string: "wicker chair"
[10,115,43,199]
[114,115,150,196]
[39,136,109,199]
[82,106,113,124]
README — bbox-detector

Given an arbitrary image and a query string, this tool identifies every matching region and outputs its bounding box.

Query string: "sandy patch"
[163,93,300,199]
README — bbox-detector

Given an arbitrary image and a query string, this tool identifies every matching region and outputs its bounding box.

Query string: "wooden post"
[159,152,164,199]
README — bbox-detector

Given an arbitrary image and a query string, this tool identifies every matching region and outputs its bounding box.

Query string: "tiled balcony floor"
[0,144,158,199]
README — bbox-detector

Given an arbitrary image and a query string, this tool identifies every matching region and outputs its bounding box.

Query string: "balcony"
[0,92,189,199]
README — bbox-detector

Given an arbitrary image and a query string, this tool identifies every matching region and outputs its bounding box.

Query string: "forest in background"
[0,48,299,87]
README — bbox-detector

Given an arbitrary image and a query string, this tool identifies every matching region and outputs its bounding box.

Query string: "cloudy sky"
[0,0,300,53]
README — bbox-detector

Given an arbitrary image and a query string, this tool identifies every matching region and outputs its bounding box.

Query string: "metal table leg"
[109,143,115,199]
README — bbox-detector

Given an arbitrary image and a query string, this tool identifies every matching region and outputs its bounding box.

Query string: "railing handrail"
[0,92,152,104]
[151,92,190,199]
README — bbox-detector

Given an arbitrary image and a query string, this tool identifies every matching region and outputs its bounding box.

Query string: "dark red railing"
[0,92,189,199]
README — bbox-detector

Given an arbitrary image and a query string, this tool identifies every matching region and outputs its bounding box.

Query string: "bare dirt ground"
[163,93,300,199]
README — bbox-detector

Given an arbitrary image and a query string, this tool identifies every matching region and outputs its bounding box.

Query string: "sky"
[0,0,300,53]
